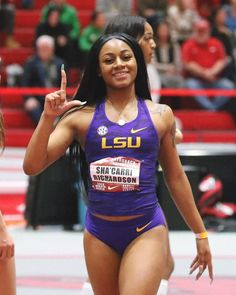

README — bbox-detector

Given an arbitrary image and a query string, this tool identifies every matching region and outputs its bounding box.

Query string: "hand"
[203,70,216,82]
[189,238,213,282]
[0,232,14,260]
[175,128,183,144]
[166,64,176,74]
[44,65,86,118]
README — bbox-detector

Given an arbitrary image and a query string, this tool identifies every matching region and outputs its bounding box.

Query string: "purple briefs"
[85,204,166,255]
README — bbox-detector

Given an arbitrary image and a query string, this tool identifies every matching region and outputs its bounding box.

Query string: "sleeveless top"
[84,99,160,216]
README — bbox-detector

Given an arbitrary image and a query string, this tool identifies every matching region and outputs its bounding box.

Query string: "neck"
[105,88,138,126]
[106,85,136,106]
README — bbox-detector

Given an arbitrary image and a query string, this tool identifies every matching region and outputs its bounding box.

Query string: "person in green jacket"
[79,11,106,69]
[41,0,80,42]
[41,0,81,67]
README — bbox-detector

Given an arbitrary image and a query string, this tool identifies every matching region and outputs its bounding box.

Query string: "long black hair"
[104,15,146,41]
[73,33,151,104]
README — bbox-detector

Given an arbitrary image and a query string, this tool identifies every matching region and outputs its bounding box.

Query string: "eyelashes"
[103,55,133,64]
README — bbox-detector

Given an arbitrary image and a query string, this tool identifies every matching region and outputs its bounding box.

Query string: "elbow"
[23,165,36,176]
[164,168,185,187]
[23,161,41,176]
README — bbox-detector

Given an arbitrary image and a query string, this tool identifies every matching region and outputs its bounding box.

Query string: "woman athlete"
[23,33,213,295]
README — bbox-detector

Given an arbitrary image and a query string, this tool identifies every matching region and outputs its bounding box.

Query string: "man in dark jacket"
[21,35,64,123]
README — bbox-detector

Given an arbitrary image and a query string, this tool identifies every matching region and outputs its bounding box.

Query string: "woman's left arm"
[158,106,213,282]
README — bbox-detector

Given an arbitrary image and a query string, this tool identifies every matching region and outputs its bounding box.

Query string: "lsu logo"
[101,137,141,149]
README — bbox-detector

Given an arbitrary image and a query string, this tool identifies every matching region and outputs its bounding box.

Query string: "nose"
[114,57,125,67]
[151,39,156,49]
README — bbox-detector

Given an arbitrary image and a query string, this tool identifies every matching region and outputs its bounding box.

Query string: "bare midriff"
[92,213,144,221]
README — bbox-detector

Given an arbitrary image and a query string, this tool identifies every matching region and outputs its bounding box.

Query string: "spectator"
[154,21,184,89]
[211,7,236,82]
[0,0,20,48]
[41,0,80,67]
[41,0,80,42]
[96,0,132,20]
[223,0,236,34]
[138,0,167,29]
[79,11,106,69]
[197,0,221,18]
[182,19,234,111]
[36,6,71,66]
[21,35,64,123]
[167,0,200,44]
[22,0,34,8]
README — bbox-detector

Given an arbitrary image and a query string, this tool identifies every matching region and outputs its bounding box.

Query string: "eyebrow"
[143,32,153,37]
[101,49,131,57]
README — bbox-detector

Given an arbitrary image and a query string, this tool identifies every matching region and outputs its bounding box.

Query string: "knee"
[166,251,175,276]
[222,79,234,90]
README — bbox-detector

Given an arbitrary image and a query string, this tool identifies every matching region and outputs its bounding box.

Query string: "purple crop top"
[84,99,160,216]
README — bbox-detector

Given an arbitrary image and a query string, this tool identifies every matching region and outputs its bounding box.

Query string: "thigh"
[213,78,234,89]
[163,224,175,278]
[185,78,203,89]
[83,230,121,295]
[119,225,167,295]
[0,258,16,295]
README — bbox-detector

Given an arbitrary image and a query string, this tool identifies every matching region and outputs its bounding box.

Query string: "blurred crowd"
[1,0,236,118]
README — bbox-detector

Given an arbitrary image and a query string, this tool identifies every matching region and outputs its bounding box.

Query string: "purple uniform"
[84,98,166,253]
[85,99,160,216]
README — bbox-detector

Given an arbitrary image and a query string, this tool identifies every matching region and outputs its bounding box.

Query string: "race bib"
[90,156,141,192]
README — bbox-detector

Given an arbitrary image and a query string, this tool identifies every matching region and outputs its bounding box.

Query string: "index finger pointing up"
[60,64,67,92]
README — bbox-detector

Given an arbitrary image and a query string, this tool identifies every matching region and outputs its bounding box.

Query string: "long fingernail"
[61,64,64,71]
[81,101,87,105]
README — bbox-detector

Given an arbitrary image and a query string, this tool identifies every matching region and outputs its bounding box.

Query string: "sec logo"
[97,126,108,136]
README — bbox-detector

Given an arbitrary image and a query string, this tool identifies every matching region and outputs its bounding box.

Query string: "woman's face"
[157,23,170,42]
[138,22,156,64]
[98,39,137,90]
[48,11,60,27]
[231,0,236,7]
[94,13,106,30]
[215,9,226,25]
[181,0,196,10]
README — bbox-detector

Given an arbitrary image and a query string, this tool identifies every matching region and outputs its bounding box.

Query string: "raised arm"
[158,106,213,282]
[23,66,85,175]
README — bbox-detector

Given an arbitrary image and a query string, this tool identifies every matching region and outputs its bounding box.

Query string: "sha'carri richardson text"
[95,166,133,176]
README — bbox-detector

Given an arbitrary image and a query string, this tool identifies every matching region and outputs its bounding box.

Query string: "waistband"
[86,205,161,228]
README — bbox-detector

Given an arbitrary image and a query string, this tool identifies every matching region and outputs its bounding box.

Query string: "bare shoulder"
[54,105,96,146]
[58,105,95,126]
[145,100,174,122]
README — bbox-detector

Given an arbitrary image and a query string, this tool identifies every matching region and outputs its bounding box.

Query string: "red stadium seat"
[0,48,34,66]
[3,108,35,129]
[174,110,236,130]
